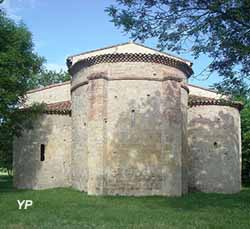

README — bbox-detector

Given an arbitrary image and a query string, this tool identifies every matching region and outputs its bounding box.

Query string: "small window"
[131,109,135,127]
[40,144,45,161]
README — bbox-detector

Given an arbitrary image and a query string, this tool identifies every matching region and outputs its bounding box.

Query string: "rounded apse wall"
[70,58,190,196]
[188,105,241,193]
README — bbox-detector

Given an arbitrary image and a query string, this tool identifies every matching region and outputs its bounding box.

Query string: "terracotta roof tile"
[44,101,71,114]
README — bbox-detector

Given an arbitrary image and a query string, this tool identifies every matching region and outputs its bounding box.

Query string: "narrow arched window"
[40,144,45,161]
[131,109,135,127]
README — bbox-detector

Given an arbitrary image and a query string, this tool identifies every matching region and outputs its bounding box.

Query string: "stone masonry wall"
[105,80,165,195]
[71,61,189,196]
[71,62,186,91]
[187,105,241,193]
[13,114,71,189]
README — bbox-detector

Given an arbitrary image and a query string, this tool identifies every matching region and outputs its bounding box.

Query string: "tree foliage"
[29,69,70,90]
[106,0,250,79]
[0,7,72,173]
[0,9,71,173]
[0,11,45,172]
[213,76,250,98]
[0,104,45,174]
[241,99,250,184]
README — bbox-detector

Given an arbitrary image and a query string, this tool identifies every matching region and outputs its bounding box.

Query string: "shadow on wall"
[102,89,182,195]
[13,114,53,189]
[187,108,241,193]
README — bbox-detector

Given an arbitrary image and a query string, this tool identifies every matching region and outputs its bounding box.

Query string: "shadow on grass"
[0,174,39,194]
[0,174,14,192]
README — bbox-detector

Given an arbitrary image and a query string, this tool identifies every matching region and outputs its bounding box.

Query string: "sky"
[1,0,221,88]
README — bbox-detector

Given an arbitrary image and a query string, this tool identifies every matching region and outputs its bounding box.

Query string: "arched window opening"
[40,144,45,161]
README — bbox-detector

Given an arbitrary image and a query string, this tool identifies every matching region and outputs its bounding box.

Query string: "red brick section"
[189,95,244,111]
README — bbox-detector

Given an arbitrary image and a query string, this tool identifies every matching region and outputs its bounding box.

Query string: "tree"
[241,99,250,184]
[0,10,44,173]
[213,76,250,98]
[106,0,250,79]
[29,69,70,90]
[0,9,70,173]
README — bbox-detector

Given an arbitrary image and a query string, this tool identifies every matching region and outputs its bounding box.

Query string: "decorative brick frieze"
[189,95,243,110]
[68,53,193,77]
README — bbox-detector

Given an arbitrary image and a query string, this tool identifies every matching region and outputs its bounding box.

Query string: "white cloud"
[1,0,38,21]
[1,0,22,21]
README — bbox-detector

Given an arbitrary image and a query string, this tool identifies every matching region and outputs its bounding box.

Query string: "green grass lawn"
[1,175,250,229]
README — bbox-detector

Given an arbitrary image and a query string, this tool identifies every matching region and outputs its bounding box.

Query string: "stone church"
[13,42,243,196]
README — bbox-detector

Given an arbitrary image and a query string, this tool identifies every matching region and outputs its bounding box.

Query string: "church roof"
[67,41,192,66]
[67,42,193,77]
